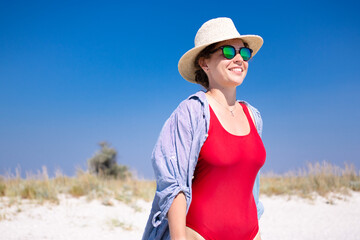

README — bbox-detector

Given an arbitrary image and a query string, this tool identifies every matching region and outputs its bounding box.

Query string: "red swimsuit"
[186,103,266,240]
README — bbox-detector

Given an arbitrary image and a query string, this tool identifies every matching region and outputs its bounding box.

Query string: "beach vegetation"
[0,183,5,196]
[260,161,360,199]
[87,142,131,180]
[0,161,358,210]
[107,217,134,231]
[0,165,156,208]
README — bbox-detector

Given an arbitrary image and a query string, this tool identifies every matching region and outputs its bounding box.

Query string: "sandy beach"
[1,191,359,240]
[259,192,360,240]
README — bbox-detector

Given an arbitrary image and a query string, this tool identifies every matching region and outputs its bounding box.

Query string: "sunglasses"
[211,45,253,61]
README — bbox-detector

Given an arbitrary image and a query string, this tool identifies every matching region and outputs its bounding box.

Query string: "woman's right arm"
[146,96,203,240]
[168,192,187,240]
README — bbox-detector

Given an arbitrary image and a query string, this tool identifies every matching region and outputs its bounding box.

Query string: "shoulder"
[177,91,207,111]
[171,91,208,122]
[238,100,263,137]
[239,100,262,118]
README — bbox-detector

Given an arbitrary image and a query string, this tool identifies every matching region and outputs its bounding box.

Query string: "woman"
[142,17,266,240]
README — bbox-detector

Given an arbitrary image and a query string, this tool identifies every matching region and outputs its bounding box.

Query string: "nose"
[232,52,244,63]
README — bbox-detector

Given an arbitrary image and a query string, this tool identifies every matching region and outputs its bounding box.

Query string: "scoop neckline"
[208,102,252,137]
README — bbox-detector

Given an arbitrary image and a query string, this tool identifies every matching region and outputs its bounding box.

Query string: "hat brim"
[178,35,263,83]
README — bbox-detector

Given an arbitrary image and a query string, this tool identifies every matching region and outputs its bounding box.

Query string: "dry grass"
[107,217,134,231]
[260,161,360,199]
[0,167,156,207]
[1,161,359,208]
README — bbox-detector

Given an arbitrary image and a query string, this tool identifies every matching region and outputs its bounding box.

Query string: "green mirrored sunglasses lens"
[222,46,236,59]
[240,48,251,61]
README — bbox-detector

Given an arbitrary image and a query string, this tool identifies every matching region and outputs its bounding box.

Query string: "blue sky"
[1,0,359,179]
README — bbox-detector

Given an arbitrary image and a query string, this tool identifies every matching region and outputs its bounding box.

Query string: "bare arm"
[254,230,262,240]
[168,192,187,240]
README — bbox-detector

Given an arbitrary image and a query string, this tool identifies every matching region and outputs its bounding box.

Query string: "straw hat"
[178,17,263,83]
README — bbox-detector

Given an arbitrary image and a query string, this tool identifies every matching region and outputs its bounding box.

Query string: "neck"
[206,87,237,107]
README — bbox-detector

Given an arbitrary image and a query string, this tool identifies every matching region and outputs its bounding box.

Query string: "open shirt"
[142,91,264,240]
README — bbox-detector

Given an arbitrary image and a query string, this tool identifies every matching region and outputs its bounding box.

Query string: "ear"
[198,57,209,72]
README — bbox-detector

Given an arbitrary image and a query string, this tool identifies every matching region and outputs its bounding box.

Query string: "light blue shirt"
[142,91,264,240]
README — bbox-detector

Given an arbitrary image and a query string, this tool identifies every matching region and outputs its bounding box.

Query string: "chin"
[229,77,245,87]
[225,80,244,88]
[227,73,246,84]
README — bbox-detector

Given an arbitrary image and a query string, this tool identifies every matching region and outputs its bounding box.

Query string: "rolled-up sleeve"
[151,102,194,227]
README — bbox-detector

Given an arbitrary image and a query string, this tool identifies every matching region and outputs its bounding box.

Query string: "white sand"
[259,192,360,240]
[0,195,150,240]
[1,192,359,240]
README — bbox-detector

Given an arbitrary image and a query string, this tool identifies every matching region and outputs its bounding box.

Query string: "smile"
[229,67,243,73]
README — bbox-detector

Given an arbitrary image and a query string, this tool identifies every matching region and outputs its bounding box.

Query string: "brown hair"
[193,41,249,89]
[193,43,217,89]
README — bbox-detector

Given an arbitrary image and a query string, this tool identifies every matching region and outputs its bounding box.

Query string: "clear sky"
[1,0,359,179]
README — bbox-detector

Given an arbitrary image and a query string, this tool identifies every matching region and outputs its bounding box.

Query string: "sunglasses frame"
[211,45,253,61]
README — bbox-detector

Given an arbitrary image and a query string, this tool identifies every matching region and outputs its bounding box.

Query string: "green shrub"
[87,142,131,179]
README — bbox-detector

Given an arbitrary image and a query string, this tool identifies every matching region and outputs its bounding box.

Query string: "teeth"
[231,68,243,72]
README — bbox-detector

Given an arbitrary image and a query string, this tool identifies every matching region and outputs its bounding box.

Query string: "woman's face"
[201,39,249,89]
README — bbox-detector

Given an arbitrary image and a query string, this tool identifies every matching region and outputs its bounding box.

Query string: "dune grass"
[1,161,359,207]
[260,161,360,199]
[0,167,156,206]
